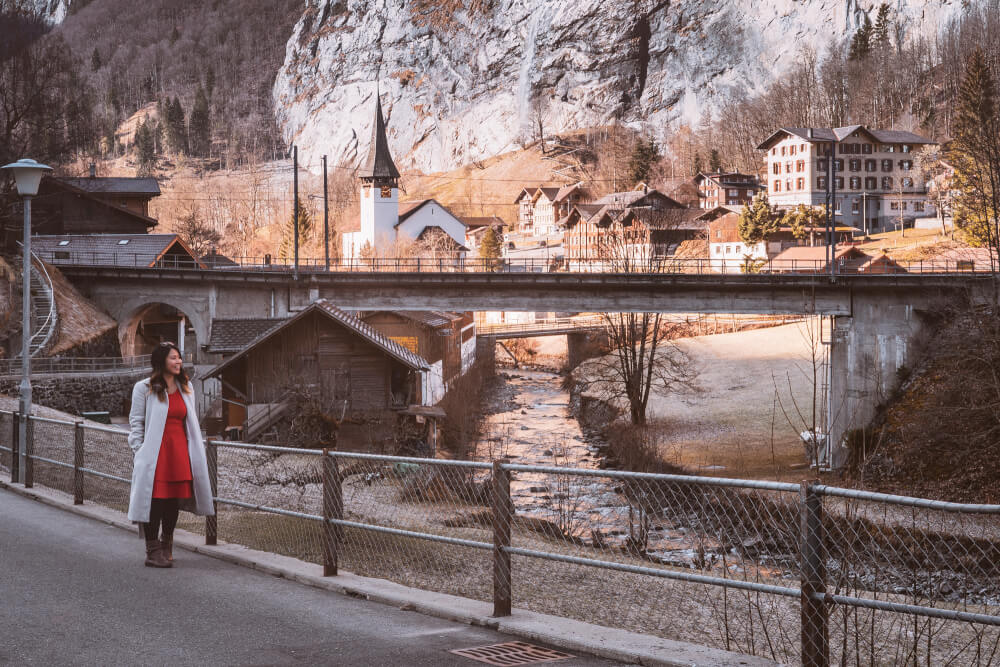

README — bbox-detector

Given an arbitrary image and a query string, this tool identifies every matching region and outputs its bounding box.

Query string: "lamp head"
[2,158,53,197]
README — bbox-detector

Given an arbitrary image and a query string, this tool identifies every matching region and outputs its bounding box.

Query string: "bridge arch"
[116,298,209,362]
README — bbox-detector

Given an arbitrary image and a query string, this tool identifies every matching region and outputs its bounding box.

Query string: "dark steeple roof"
[359,94,400,182]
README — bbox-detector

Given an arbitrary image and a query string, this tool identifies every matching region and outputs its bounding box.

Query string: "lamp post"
[2,158,52,483]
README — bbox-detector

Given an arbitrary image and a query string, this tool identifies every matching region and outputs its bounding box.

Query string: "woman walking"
[128,342,214,568]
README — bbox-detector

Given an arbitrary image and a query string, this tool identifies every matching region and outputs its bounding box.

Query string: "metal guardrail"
[1,410,998,665]
[0,355,151,377]
[476,316,608,336]
[29,251,999,276]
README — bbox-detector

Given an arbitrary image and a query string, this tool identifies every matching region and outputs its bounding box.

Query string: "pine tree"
[205,66,215,100]
[628,138,659,184]
[188,85,211,157]
[709,149,722,172]
[166,96,188,154]
[692,152,703,176]
[873,4,891,45]
[849,16,873,61]
[280,197,314,260]
[90,47,101,72]
[478,225,503,270]
[738,192,779,247]
[135,120,156,176]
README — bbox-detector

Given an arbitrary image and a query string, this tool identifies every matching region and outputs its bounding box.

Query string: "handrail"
[28,251,58,357]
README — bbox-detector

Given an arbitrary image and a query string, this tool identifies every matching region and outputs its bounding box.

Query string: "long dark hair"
[149,341,191,401]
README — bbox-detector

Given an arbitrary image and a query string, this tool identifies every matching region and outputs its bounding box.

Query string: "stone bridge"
[59,265,994,469]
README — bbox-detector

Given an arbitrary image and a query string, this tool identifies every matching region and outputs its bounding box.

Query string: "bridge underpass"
[59,265,993,469]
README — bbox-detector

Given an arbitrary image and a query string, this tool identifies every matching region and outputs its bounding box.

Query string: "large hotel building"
[757,126,936,234]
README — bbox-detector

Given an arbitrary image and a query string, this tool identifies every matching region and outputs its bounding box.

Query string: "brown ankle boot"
[145,539,171,568]
[161,533,173,562]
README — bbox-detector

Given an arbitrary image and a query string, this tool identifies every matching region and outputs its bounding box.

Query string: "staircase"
[244,401,290,443]
[13,252,58,359]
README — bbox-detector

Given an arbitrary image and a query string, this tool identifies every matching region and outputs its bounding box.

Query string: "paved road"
[0,489,622,666]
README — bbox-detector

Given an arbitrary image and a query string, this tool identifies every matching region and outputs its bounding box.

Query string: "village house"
[341,97,468,259]
[31,233,203,269]
[460,215,506,252]
[701,207,858,273]
[769,245,905,274]
[203,300,442,449]
[561,188,700,270]
[513,182,587,237]
[694,171,763,209]
[757,125,937,234]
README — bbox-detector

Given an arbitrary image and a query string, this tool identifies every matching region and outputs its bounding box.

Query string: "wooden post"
[73,422,84,505]
[800,481,829,667]
[206,441,218,545]
[11,412,19,484]
[492,460,512,617]
[322,449,342,576]
[24,416,33,488]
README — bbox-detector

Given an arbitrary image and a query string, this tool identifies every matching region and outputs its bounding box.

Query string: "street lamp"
[2,158,52,485]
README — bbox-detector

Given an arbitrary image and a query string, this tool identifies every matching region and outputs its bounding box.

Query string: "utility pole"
[323,154,329,271]
[293,145,299,280]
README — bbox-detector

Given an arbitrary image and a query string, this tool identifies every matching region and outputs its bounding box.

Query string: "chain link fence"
[2,409,998,666]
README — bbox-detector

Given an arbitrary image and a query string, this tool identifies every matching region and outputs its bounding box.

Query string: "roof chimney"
[807,128,814,139]
[89,163,96,178]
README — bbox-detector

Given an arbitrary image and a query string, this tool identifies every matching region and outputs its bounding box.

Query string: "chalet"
[513,182,587,237]
[204,300,435,446]
[757,125,937,233]
[461,216,505,251]
[341,97,467,258]
[17,174,160,242]
[769,246,905,274]
[31,234,204,269]
[695,171,763,209]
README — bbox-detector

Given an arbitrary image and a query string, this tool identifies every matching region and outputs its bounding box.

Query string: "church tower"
[358,94,400,253]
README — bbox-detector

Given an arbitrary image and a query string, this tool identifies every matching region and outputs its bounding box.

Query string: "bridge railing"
[32,250,998,275]
[1,408,998,665]
[0,354,152,377]
[476,315,608,336]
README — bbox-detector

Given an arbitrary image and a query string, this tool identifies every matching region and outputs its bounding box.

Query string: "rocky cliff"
[273,0,961,174]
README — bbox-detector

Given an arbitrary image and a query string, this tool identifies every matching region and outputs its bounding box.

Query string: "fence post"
[205,441,218,545]
[322,448,342,576]
[492,460,512,617]
[24,416,34,489]
[11,412,19,484]
[73,421,84,505]
[800,481,829,667]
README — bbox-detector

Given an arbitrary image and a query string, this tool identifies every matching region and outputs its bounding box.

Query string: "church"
[341,95,469,259]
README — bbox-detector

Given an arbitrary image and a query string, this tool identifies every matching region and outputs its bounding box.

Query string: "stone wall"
[0,370,146,417]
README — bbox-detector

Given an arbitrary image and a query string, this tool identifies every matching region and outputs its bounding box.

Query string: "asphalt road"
[0,488,622,666]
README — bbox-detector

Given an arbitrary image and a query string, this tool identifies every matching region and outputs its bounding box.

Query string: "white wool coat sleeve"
[127,378,215,523]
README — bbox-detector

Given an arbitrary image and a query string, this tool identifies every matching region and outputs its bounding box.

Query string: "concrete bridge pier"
[567,330,609,370]
[826,294,931,470]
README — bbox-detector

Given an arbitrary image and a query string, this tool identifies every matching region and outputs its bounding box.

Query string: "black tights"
[143,498,179,541]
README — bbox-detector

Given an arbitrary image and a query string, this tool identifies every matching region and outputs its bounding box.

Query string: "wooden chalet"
[695,171,763,209]
[203,300,432,444]
[769,246,905,274]
[31,234,205,269]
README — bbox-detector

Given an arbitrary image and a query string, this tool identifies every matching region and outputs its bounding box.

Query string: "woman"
[127,342,214,568]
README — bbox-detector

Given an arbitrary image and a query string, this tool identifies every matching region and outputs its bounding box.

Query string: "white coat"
[127,378,215,522]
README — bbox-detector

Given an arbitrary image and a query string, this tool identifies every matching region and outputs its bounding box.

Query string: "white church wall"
[397,202,468,248]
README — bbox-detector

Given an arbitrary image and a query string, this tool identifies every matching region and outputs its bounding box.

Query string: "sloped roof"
[31,234,204,268]
[204,299,430,380]
[359,95,400,181]
[362,310,461,330]
[593,189,683,208]
[42,177,158,229]
[771,245,866,263]
[208,317,288,353]
[460,216,505,229]
[535,187,561,202]
[57,176,160,196]
[758,126,936,150]
[395,199,468,230]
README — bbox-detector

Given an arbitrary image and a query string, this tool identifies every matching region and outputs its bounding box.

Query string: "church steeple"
[359,94,399,185]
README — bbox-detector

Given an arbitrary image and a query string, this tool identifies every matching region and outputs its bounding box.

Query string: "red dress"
[152,391,193,499]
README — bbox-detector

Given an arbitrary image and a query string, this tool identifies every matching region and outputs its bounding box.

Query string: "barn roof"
[203,299,430,380]
[207,317,288,354]
[31,234,204,268]
[57,176,161,196]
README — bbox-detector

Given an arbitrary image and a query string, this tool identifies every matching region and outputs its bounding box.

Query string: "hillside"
[848,309,1000,503]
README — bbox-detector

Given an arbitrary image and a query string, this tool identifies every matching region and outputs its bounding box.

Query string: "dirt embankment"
[848,309,1000,504]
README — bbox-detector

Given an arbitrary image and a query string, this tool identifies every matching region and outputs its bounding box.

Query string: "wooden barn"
[203,300,432,445]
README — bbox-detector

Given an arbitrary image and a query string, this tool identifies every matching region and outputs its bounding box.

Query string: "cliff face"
[273,0,960,174]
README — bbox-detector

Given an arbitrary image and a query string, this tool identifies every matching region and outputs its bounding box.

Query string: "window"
[850,177,861,189]
[902,144,912,153]
[772,163,780,175]
[713,245,721,255]
[865,177,877,189]
[785,161,793,173]
[890,201,899,211]
[728,189,738,197]
[117,239,129,245]
[835,177,844,189]
[57,240,70,246]
[914,202,925,212]
[773,180,781,192]
[790,145,797,155]
[781,146,787,156]
[834,159,843,172]
[881,145,895,153]
[899,160,913,171]
[835,200,842,213]
[817,159,828,171]
[849,159,861,172]
[796,177,805,190]
[865,159,877,172]
[882,176,893,189]
[786,179,793,192]
[862,143,873,154]
[796,160,805,172]
[851,200,860,214]
[54,251,70,260]
[746,190,753,197]
[902,177,913,187]
[817,176,827,189]
[839,143,849,154]
[882,159,893,172]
